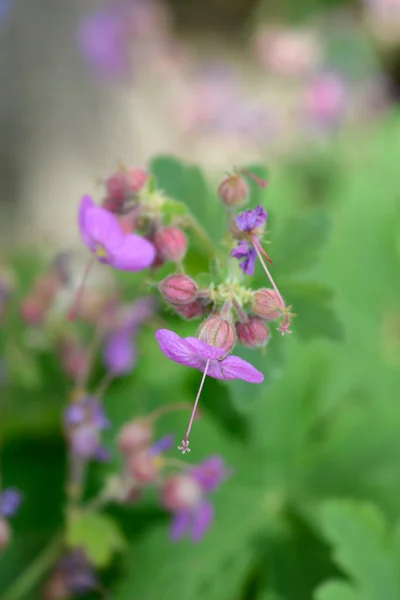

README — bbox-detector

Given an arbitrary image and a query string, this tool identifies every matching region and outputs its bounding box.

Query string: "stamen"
[253,240,292,335]
[67,258,95,321]
[179,359,210,454]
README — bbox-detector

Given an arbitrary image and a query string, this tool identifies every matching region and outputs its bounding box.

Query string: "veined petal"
[83,205,123,250]
[218,355,264,383]
[184,337,226,360]
[110,234,155,271]
[155,329,205,368]
[236,205,267,232]
[191,501,214,542]
[231,241,250,259]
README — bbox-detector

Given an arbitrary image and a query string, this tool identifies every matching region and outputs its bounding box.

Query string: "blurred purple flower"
[65,397,110,461]
[155,329,264,383]
[78,195,155,271]
[104,330,137,375]
[57,549,98,596]
[303,72,348,130]
[236,205,268,232]
[149,434,174,455]
[166,455,230,542]
[77,7,130,79]
[232,241,257,276]
[0,488,22,518]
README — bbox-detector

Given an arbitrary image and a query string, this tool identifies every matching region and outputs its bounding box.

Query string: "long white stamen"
[179,360,210,454]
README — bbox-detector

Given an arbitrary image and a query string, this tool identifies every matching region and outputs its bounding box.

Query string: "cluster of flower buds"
[158,273,210,321]
[0,488,22,552]
[20,254,70,326]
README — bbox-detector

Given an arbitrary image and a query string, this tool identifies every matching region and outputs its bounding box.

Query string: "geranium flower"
[155,329,263,453]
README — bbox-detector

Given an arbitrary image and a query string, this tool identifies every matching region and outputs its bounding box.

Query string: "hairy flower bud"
[118,419,152,453]
[0,518,10,551]
[198,315,236,353]
[104,167,149,212]
[161,474,202,511]
[154,227,188,262]
[127,450,163,483]
[252,288,282,321]
[218,174,249,207]
[237,317,270,348]
[175,300,206,320]
[159,274,198,306]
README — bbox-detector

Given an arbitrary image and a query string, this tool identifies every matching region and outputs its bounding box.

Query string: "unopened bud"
[218,174,249,208]
[118,419,152,453]
[124,166,149,194]
[105,167,149,211]
[127,450,163,483]
[252,288,282,321]
[175,300,206,320]
[154,227,188,262]
[198,315,236,353]
[0,519,10,551]
[159,274,198,305]
[236,317,270,348]
[161,474,202,511]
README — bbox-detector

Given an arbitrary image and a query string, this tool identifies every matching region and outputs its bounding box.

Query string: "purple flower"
[232,241,257,276]
[165,455,230,542]
[57,549,98,595]
[0,488,22,518]
[78,195,155,271]
[104,330,137,375]
[77,8,130,80]
[155,329,264,383]
[65,397,110,461]
[236,205,268,233]
[155,329,263,453]
[149,434,174,455]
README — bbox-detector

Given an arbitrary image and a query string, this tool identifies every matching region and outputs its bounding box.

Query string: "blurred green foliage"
[1,110,400,599]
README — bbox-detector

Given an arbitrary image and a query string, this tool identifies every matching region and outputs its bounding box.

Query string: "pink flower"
[78,195,155,271]
[155,329,263,453]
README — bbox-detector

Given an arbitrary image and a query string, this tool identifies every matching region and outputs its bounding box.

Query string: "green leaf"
[162,197,189,224]
[318,500,400,600]
[315,581,365,600]
[66,511,125,567]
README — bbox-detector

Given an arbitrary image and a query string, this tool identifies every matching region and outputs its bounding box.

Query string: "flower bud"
[124,166,149,194]
[118,419,152,453]
[0,519,10,551]
[159,274,198,305]
[252,288,282,321]
[154,227,188,262]
[127,450,163,483]
[236,317,270,348]
[161,474,202,511]
[198,315,236,353]
[175,300,206,320]
[218,174,249,208]
[20,296,46,325]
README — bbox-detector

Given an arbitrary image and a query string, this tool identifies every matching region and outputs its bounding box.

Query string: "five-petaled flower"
[155,329,263,453]
[79,195,155,271]
[164,455,230,542]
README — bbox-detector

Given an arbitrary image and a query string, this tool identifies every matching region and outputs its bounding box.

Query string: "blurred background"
[1,0,400,599]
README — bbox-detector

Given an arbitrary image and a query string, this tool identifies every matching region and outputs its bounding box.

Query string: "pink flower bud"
[0,519,10,551]
[105,167,149,212]
[106,171,127,203]
[118,419,152,453]
[236,317,270,348]
[218,174,249,207]
[154,227,188,262]
[198,315,236,353]
[175,300,206,320]
[20,296,46,325]
[124,166,149,194]
[252,288,282,321]
[127,450,162,483]
[161,474,202,511]
[159,274,198,305]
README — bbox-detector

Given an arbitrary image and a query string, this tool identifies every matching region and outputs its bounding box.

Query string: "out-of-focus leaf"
[282,281,343,341]
[315,581,364,600]
[66,511,125,568]
[317,500,400,600]
[163,197,189,224]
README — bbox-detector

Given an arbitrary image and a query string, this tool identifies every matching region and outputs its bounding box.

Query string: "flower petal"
[0,488,22,518]
[78,195,96,248]
[82,205,123,251]
[217,355,264,383]
[170,510,191,542]
[184,337,226,360]
[104,331,136,375]
[231,241,250,259]
[155,329,204,368]
[236,205,268,232]
[109,234,156,271]
[239,246,257,276]
[191,501,214,542]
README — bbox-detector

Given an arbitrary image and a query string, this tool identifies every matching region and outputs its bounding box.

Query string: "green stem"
[2,535,62,600]
[187,216,217,258]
